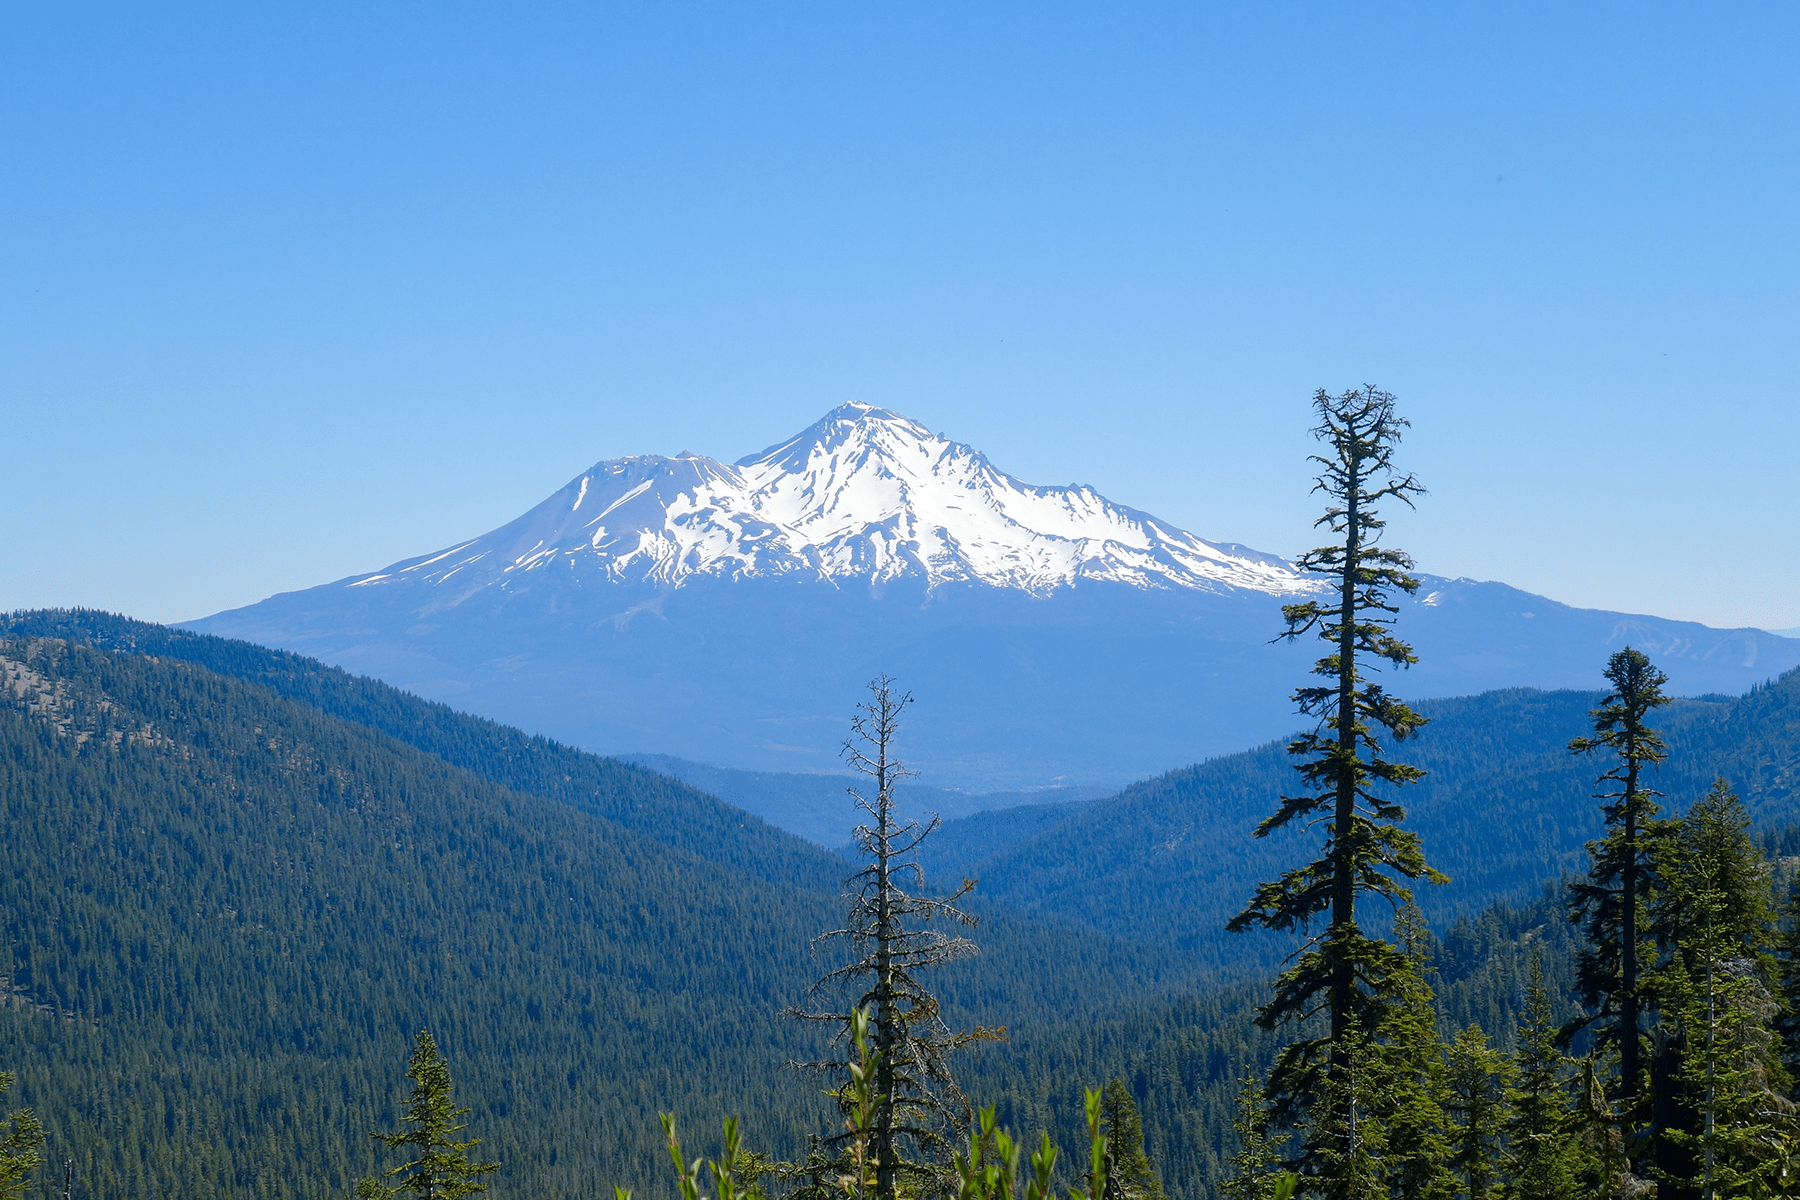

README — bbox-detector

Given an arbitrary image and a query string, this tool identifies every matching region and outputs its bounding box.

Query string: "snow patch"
[596,480,654,521]
[364,404,1311,597]
[401,541,481,573]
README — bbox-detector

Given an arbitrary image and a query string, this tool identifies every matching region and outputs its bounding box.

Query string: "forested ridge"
[4,607,1800,1198]
[0,609,845,894]
[957,675,1800,951]
[0,625,1187,1199]
[0,632,836,1197]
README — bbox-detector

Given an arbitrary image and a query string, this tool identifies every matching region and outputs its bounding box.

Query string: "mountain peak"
[345,405,1306,598]
[735,400,935,470]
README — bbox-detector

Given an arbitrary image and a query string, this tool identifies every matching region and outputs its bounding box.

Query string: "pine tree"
[1651,780,1794,1199]
[1774,868,1800,1093]
[0,1072,44,1200]
[1652,779,1774,985]
[1301,1028,1389,1200]
[1567,1057,1640,1200]
[1658,951,1794,1198]
[1229,386,1444,1185]
[1504,952,1583,1200]
[1221,1072,1286,1200]
[1374,907,1454,1200]
[1443,1026,1512,1200]
[789,677,1000,1200]
[1097,1078,1165,1200]
[358,1030,498,1200]
[1566,647,1671,1111]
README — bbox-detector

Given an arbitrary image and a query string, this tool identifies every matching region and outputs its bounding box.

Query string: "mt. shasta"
[189,404,1800,792]
[356,402,1299,597]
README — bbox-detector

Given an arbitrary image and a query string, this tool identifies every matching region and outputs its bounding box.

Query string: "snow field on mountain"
[356,402,1306,597]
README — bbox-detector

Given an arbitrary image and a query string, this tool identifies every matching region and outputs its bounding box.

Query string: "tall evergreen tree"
[0,1072,43,1200]
[791,677,999,1200]
[1229,385,1443,1184]
[1097,1079,1166,1200]
[1504,953,1583,1200]
[1567,646,1671,1108]
[357,1030,497,1200]
[1652,779,1775,989]
[1657,929,1793,1198]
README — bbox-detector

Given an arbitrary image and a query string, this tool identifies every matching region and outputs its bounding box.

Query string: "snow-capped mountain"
[351,403,1302,601]
[187,403,1800,796]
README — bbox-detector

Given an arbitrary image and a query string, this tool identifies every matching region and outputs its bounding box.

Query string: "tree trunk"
[873,730,897,1200]
[1330,458,1362,1052]
[1621,725,1640,1100]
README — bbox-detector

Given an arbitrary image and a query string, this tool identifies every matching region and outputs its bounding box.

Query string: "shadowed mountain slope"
[953,670,1800,949]
[0,618,1193,1200]
[621,751,1107,847]
[3,608,843,893]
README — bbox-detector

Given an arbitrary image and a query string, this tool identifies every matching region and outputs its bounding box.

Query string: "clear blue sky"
[4,3,1796,631]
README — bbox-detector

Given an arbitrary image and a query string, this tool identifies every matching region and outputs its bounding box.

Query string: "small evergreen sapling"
[1504,952,1584,1200]
[1220,1072,1284,1200]
[0,1072,44,1200]
[1096,1079,1165,1200]
[1442,1026,1512,1200]
[358,1030,497,1200]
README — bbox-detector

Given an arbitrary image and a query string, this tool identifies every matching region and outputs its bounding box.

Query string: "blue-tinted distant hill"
[621,751,1107,847]
[185,405,1800,790]
[945,669,1800,950]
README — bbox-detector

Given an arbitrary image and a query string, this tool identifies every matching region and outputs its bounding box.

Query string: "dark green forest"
[955,680,1800,952]
[0,619,1178,1198]
[3,607,1799,1198]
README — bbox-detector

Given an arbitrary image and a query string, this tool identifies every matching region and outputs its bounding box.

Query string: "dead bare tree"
[786,676,1002,1200]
